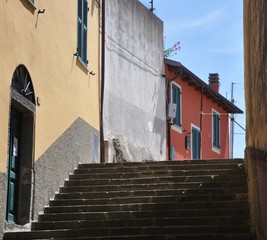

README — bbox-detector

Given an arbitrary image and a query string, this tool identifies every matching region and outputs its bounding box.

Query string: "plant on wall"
[164,39,181,58]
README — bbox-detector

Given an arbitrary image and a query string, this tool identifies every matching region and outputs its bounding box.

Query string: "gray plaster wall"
[104,0,166,162]
[33,117,99,219]
[0,172,6,239]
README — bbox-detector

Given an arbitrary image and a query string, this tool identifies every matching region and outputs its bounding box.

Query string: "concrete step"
[71,168,245,180]
[75,162,245,173]
[77,159,244,169]
[60,181,246,193]
[66,174,247,186]
[32,215,250,230]
[43,200,249,214]
[38,207,249,222]
[55,187,248,200]
[49,195,247,206]
[25,233,255,240]
[3,225,252,239]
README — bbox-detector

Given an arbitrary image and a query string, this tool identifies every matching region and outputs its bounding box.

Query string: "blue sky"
[139,0,246,158]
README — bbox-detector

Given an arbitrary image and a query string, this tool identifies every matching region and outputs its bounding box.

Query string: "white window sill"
[27,0,36,10]
[76,57,89,73]
[172,124,183,134]
[212,146,221,154]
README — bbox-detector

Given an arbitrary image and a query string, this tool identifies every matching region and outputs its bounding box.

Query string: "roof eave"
[164,58,244,114]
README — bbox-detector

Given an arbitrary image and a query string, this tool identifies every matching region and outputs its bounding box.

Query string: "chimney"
[209,73,220,93]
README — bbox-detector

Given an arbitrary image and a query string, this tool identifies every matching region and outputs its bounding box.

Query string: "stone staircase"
[4,159,255,240]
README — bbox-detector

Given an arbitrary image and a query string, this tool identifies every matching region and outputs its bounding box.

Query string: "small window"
[172,83,182,127]
[192,126,201,160]
[212,110,220,149]
[77,0,88,65]
[29,0,34,4]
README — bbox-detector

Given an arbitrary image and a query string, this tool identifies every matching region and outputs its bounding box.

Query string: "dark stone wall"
[245,148,267,240]
[33,117,99,219]
[244,0,267,239]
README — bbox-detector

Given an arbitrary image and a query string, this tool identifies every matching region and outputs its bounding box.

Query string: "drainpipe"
[166,65,183,160]
[100,0,105,163]
[199,85,204,159]
[166,80,172,160]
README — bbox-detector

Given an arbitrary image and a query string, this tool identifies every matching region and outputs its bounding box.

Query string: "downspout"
[166,80,171,160]
[100,0,105,163]
[199,85,204,159]
[166,65,183,160]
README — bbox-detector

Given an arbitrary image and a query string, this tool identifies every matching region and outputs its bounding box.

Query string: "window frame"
[191,124,201,160]
[212,109,221,153]
[77,0,88,66]
[171,82,182,132]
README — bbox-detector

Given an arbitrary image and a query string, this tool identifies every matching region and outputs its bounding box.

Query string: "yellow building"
[0,0,100,236]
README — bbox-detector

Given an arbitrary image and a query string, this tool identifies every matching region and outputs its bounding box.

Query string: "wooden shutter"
[172,84,181,126]
[77,0,88,64]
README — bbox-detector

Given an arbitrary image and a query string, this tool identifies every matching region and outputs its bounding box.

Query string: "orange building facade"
[165,59,243,160]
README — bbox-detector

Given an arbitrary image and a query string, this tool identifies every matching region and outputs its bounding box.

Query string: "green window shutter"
[172,84,181,126]
[213,113,217,147]
[213,112,220,148]
[192,127,200,159]
[217,116,220,148]
[77,0,88,65]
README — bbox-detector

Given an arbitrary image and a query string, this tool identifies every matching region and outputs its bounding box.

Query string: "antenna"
[149,0,155,12]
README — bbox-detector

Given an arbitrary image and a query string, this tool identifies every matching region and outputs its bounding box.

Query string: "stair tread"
[30,233,254,240]
[32,215,251,231]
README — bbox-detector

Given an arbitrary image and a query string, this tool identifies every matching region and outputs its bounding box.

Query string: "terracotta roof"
[165,58,243,114]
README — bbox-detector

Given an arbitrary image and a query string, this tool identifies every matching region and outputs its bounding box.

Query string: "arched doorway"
[6,65,35,225]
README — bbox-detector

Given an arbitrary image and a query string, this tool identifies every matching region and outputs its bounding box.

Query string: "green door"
[192,127,200,160]
[6,108,21,223]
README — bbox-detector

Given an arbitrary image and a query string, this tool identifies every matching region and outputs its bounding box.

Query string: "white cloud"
[166,10,223,33]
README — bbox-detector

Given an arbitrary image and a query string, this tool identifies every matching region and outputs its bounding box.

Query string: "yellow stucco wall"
[0,0,100,172]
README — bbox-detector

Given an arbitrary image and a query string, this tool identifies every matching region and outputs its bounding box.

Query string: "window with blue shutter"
[172,83,182,127]
[77,0,88,65]
[212,111,220,149]
[192,127,200,160]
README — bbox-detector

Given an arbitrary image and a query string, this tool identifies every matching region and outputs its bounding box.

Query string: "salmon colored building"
[165,59,243,160]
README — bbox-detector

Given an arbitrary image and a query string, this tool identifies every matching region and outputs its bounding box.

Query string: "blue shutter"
[176,87,181,126]
[213,113,220,148]
[172,84,181,126]
[192,127,200,159]
[172,84,177,125]
[77,0,88,64]
[213,114,217,147]
[217,115,220,148]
